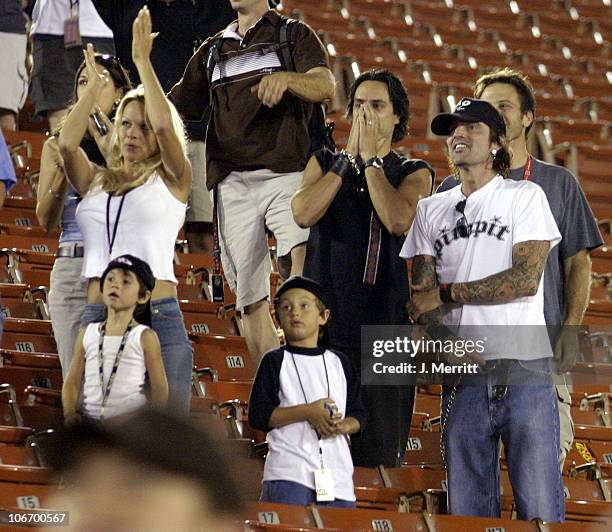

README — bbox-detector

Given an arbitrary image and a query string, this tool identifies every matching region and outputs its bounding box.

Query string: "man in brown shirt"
[169,0,335,361]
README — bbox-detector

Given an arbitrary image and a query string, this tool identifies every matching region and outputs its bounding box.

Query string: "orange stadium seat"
[314,506,429,530]
[193,343,256,381]
[244,502,318,529]
[2,130,47,159]
[194,378,253,404]
[180,300,241,336]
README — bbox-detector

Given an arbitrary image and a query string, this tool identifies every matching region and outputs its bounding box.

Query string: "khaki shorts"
[217,169,309,312]
[0,33,28,113]
[185,139,212,223]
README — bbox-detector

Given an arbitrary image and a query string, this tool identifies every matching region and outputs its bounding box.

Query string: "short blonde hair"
[92,85,187,194]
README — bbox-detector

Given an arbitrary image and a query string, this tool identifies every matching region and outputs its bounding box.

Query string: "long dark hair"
[490,131,511,177]
[73,53,133,103]
[346,68,410,143]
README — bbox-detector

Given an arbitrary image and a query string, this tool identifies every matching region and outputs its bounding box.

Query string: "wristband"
[330,150,357,181]
[330,157,352,181]
[439,283,454,304]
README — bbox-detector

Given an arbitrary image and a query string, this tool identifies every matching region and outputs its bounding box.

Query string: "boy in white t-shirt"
[63,255,168,422]
[248,276,366,507]
[401,99,564,522]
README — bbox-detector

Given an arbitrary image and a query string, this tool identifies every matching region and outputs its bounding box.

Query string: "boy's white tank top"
[82,322,148,420]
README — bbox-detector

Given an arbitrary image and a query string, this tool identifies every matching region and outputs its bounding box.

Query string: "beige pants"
[0,33,28,113]
[48,255,88,376]
[186,140,213,223]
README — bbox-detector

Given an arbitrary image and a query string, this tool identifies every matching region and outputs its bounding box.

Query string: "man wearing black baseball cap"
[400,99,565,521]
[431,97,506,137]
[436,70,603,476]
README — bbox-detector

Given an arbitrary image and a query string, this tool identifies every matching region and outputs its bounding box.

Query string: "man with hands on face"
[292,69,434,468]
[248,276,365,507]
[169,0,335,364]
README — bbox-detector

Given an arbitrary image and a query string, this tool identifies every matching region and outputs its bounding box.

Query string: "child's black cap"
[274,275,327,307]
[100,254,155,292]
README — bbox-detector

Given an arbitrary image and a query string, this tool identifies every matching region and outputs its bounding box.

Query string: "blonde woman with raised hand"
[58,6,193,414]
[37,53,132,377]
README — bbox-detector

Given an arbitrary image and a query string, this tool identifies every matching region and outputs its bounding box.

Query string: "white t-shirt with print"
[401,175,561,360]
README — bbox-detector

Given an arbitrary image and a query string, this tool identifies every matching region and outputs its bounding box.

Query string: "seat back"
[244,501,317,529]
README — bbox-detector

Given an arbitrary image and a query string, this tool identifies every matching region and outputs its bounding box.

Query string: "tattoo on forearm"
[412,255,439,290]
[452,240,549,304]
[411,256,443,326]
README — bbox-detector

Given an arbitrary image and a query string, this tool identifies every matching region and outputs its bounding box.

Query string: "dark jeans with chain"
[441,358,564,522]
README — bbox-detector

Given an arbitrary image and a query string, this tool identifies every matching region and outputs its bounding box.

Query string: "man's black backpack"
[203,16,335,156]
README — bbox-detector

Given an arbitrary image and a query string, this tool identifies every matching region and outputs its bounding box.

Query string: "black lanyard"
[290,349,332,458]
[106,191,130,255]
[97,320,134,419]
[290,351,330,404]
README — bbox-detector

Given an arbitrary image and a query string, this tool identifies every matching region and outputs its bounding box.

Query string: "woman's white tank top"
[76,172,186,283]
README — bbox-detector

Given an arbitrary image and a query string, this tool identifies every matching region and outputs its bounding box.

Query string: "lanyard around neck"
[97,320,134,419]
[522,155,533,181]
[106,191,130,255]
[290,350,330,432]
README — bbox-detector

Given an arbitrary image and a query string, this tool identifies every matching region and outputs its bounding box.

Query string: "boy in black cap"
[63,255,168,423]
[248,276,366,507]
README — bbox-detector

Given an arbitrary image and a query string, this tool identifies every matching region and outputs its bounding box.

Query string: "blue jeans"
[261,480,356,508]
[441,358,564,522]
[81,297,193,415]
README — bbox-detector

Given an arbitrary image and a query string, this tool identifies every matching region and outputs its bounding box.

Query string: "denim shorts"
[261,480,355,508]
[81,297,193,415]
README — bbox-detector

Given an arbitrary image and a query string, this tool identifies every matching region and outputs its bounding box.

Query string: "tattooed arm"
[410,240,550,319]
[410,255,484,366]
[451,240,549,304]
[410,255,444,326]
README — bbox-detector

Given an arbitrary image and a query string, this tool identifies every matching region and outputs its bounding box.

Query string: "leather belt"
[56,244,84,258]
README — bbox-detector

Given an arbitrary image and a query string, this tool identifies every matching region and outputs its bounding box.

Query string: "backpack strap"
[204,38,224,107]
[274,16,297,72]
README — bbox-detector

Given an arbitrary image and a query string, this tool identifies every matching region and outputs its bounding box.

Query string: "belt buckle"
[58,243,81,258]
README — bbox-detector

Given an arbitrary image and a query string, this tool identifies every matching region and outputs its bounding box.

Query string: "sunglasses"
[455,199,469,238]
[96,54,121,67]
